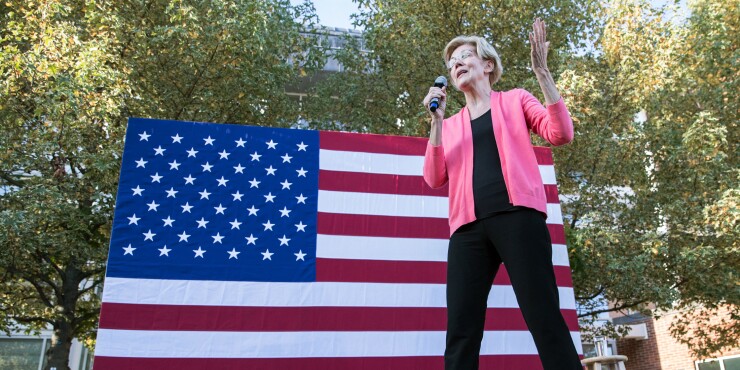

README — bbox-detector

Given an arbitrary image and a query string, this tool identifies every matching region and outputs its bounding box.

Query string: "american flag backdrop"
[93,117,582,369]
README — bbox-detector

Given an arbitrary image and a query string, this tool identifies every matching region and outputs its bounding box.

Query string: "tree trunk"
[45,262,84,370]
[45,322,73,370]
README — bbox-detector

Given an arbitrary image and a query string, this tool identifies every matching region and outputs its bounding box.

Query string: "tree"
[0,1,325,369]
[556,0,738,356]
[303,0,739,356]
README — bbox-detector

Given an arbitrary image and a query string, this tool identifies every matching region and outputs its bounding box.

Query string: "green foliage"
[0,1,324,368]
[555,0,739,357]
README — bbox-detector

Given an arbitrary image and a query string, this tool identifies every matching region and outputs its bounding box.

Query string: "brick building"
[613,309,739,370]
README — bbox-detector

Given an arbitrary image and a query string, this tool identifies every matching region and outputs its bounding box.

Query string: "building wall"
[617,309,740,370]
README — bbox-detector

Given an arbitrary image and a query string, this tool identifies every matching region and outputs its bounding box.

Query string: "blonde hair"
[443,36,503,86]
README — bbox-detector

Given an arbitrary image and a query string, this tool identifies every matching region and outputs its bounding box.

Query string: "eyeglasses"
[447,50,476,70]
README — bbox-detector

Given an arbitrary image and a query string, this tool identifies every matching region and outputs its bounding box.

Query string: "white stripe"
[316,235,570,266]
[546,203,563,225]
[320,149,423,176]
[102,278,575,309]
[94,329,582,358]
[318,190,448,218]
[552,244,570,267]
[316,191,561,223]
[320,149,558,185]
[540,165,556,185]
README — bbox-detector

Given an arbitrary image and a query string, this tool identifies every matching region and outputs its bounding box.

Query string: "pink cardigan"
[423,89,573,236]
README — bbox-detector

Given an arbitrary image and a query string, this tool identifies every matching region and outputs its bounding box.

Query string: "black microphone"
[429,76,448,112]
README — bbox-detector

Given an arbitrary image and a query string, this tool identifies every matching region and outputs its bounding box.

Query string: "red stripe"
[533,147,554,165]
[320,130,428,156]
[316,258,573,286]
[318,212,450,239]
[317,214,566,243]
[320,171,558,206]
[94,354,552,370]
[548,224,566,244]
[544,184,559,203]
[319,170,448,197]
[98,303,579,332]
[319,170,557,203]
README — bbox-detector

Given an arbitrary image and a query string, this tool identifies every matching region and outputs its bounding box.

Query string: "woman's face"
[448,44,493,91]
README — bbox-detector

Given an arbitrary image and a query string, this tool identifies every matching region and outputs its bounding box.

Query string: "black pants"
[445,208,582,370]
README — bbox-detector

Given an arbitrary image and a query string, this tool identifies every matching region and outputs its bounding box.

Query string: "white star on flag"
[127,214,141,225]
[143,230,156,241]
[295,221,307,232]
[132,186,144,196]
[138,131,150,141]
[294,250,307,261]
[162,216,175,227]
[123,244,136,255]
[227,248,241,259]
[264,193,276,203]
[158,245,172,256]
[178,231,191,242]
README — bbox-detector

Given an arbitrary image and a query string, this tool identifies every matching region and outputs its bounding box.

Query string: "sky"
[293,0,688,30]
[291,0,362,30]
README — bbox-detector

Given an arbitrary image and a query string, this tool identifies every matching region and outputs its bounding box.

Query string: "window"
[697,355,740,370]
[0,337,48,370]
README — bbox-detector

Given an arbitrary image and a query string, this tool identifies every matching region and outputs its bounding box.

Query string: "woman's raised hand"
[529,18,551,77]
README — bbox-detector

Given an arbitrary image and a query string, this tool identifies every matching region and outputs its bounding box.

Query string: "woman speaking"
[422,19,583,370]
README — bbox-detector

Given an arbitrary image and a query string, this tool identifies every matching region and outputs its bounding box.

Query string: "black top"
[470,109,522,219]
